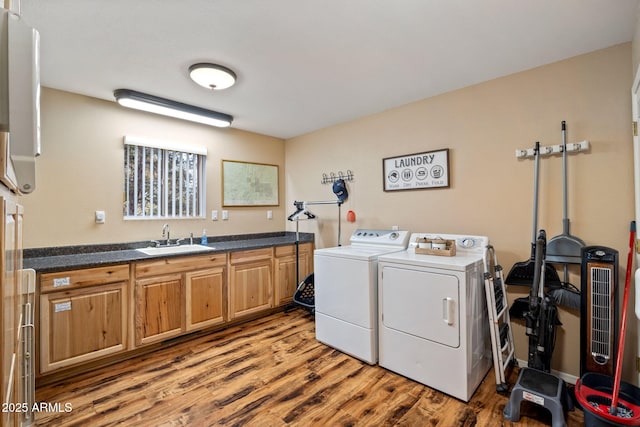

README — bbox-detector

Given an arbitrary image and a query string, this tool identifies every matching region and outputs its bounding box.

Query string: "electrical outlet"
[222,210,229,220]
[267,210,273,220]
[95,210,105,224]
[212,210,218,221]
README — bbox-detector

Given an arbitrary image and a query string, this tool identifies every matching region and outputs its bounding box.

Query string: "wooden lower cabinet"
[185,267,226,332]
[36,243,315,377]
[228,248,273,320]
[135,274,183,345]
[134,253,228,346]
[274,243,313,306]
[39,265,129,374]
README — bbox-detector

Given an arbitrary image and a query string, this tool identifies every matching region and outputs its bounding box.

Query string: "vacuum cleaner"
[523,230,561,373]
[504,230,572,427]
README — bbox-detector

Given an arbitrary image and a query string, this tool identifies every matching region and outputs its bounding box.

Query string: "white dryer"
[314,229,410,364]
[377,233,491,402]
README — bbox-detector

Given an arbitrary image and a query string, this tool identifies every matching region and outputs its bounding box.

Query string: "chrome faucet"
[162,223,170,245]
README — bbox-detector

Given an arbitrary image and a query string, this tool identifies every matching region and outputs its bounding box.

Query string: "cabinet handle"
[22,308,34,421]
[21,268,36,421]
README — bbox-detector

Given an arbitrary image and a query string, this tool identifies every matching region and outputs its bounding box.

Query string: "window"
[123,136,206,219]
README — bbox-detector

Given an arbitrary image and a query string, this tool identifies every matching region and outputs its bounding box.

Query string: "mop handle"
[611,220,636,412]
[531,141,541,246]
[561,121,569,233]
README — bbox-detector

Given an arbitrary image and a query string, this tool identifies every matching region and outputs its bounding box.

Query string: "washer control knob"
[389,232,399,240]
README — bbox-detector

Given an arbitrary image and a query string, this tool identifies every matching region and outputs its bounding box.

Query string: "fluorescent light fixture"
[113,89,233,128]
[189,63,236,90]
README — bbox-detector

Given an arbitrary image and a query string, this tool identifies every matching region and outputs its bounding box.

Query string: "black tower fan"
[580,246,619,377]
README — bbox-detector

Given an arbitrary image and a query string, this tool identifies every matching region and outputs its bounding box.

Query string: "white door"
[631,65,640,384]
[380,265,460,348]
[314,255,376,328]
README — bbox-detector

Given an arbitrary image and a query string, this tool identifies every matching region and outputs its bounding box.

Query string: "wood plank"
[35,310,585,426]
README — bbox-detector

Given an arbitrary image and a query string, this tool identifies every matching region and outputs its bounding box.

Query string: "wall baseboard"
[516,358,578,385]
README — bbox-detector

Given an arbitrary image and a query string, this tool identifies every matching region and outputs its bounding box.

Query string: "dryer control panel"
[408,233,489,255]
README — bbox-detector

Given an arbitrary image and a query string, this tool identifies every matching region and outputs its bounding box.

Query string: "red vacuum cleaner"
[575,221,640,426]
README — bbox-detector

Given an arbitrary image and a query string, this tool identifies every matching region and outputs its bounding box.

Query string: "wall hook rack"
[515,140,589,159]
[322,170,354,184]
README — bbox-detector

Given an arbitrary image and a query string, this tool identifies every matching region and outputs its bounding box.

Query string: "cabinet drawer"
[229,248,273,264]
[40,265,129,293]
[135,253,228,278]
[274,243,312,258]
[274,245,295,257]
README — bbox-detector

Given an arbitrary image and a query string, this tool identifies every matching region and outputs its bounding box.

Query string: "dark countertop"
[24,231,315,273]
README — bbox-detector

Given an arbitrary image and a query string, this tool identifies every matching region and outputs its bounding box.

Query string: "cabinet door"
[274,255,296,306]
[39,282,127,373]
[136,274,183,345]
[274,243,313,306]
[228,260,273,320]
[185,267,225,332]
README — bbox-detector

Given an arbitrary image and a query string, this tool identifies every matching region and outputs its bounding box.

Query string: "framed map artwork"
[222,160,279,206]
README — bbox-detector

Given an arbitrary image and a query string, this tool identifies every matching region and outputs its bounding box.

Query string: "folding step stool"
[503,232,572,427]
[483,245,516,393]
[504,368,570,427]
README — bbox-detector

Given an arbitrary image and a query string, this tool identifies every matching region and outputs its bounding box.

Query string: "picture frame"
[382,148,450,192]
[222,160,279,206]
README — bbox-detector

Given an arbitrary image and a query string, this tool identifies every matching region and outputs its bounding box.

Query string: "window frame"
[123,136,207,220]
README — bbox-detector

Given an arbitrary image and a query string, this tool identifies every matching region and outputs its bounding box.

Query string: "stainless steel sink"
[136,244,215,256]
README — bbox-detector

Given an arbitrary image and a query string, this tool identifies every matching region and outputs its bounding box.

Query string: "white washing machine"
[377,233,491,402]
[314,229,410,364]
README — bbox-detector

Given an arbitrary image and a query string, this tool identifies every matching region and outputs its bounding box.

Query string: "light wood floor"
[35,309,584,426]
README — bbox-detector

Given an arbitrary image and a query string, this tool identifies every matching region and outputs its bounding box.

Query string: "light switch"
[222,210,229,220]
[212,210,218,221]
[267,210,273,220]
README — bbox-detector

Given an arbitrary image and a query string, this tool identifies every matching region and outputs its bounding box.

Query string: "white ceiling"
[17,0,640,139]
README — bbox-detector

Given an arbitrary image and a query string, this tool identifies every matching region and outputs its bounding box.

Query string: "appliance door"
[380,265,460,348]
[314,254,376,328]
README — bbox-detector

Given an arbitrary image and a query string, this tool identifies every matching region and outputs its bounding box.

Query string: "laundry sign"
[383,148,450,191]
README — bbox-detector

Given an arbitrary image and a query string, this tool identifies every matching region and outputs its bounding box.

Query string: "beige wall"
[285,43,634,380]
[21,88,286,248]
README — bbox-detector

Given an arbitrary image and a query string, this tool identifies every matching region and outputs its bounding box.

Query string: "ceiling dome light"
[189,63,236,90]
